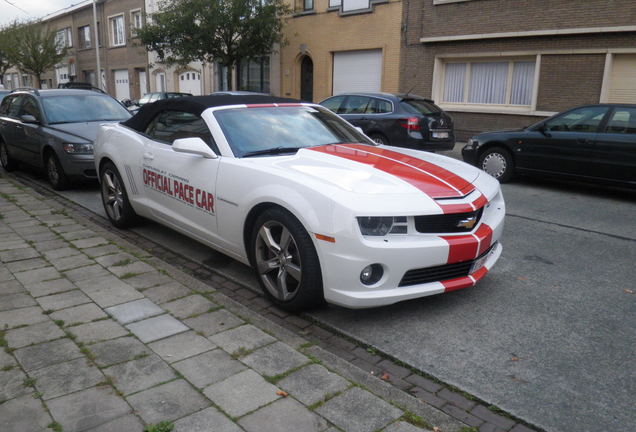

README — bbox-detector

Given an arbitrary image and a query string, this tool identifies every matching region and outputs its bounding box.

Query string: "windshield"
[42,94,131,124]
[214,105,373,157]
[401,99,441,115]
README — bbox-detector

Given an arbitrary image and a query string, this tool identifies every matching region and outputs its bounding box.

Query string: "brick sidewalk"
[0,176,470,432]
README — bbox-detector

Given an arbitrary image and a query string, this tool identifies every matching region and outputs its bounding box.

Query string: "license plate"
[432,132,449,139]
[470,246,495,274]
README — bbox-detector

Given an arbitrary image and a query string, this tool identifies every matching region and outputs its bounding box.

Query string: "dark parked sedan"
[0,88,131,189]
[462,104,636,188]
[137,92,193,106]
[319,93,455,151]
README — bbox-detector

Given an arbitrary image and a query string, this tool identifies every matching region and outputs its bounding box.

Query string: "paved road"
[10,153,636,432]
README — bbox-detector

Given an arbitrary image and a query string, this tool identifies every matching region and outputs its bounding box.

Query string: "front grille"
[414,208,483,233]
[398,244,494,287]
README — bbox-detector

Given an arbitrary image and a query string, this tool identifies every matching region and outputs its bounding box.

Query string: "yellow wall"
[280,0,403,102]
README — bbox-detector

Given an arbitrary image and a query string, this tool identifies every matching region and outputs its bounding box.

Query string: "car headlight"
[467,138,479,148]
[63,143,94,154]
[357,216,408,236]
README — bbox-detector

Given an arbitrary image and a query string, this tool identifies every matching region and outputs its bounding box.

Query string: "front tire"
[45,151,70,190]
[99,161,139,228]
[478,147,514,183]
[250,207,324,311]
[0,141,17,171]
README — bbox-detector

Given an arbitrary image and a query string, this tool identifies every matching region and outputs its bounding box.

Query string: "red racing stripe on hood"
[341,143,475,196]
[309,144,472,198]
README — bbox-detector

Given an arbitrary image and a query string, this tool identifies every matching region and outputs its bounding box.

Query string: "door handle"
[577,138,591,144]
[142,152,154,160]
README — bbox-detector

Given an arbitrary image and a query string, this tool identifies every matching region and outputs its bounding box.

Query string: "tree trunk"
[34,73,41,89]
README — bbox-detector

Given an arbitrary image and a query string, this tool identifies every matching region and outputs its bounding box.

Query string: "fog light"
[360,264,383,285]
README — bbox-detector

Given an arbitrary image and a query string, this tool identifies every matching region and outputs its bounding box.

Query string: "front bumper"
[317,191,505,308]
[59,153,97,180]
[461,142,479,165]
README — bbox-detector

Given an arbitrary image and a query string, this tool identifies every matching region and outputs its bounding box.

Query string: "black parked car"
[0,88,131,189]
[462,104,636,188]
[319,93,455,151]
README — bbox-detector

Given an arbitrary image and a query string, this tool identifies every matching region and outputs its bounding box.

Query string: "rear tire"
[45,151,70,190]
[99,161,140,228]
[478,147,514,183]
[250,207,324,312]
[0,141,17,171]
[369,133,389,146]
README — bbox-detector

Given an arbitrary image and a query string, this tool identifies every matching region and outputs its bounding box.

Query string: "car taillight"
[399,117,421,132]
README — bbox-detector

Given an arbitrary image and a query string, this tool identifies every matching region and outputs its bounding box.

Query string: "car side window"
[544,106,609,133]
[6,95,25,118]
[18,97,42,122]
[321,96,345,113]
[341,96,370,114]
[366,98,392,114]
[604,108,636,134]
[145,110,218,152]
[0,95,13,115]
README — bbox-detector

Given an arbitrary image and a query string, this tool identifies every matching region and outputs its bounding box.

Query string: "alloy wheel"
[47,156,60,184]
[0,143,8,167]
[101,169,125,223]
[254,221,302,302]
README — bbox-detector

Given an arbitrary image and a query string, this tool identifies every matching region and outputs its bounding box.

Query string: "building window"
[130,9,143,35]
[342,0,370,12]
[109,14,125,46]
[442,59,536,107]
[78,25,91,49]
[329,0,341,7]
[304,0,313,10]
[217,64,229,91]
[238,57,270,93]
[55,28,72,52]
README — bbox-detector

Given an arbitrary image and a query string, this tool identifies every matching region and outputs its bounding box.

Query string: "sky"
[0,0,83,27]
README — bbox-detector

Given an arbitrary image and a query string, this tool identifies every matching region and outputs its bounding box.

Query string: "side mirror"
[20,114,38,124]
[354,126,364,134]
[172,137,218,159]
[537,124,550,136]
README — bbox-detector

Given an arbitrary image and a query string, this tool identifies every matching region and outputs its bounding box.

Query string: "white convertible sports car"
[94,95,505,310]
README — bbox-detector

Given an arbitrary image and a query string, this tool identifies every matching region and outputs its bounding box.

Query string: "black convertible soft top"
[122,94,302,132]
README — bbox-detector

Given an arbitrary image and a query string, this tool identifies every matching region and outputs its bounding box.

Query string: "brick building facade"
[280,0,403,103]
[401,0,636,140]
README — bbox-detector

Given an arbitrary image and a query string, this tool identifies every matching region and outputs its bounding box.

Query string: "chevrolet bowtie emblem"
[457,216,477,229]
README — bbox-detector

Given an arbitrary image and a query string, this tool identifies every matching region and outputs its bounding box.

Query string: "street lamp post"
[92,0,102,90]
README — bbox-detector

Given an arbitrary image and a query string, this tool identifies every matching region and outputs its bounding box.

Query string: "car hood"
[258,144,484,205]
[46,121,122,143]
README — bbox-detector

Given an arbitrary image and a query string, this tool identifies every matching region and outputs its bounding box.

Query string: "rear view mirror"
[20,114,38,124]
[172,137,218,159]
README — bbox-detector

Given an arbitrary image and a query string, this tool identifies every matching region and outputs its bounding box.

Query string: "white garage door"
[114,69,130,101]
[332,49,382,95]
[179,71,201,95]
[608,54,636,104]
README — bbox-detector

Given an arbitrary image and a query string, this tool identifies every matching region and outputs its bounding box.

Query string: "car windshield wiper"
[242,147,304,158]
